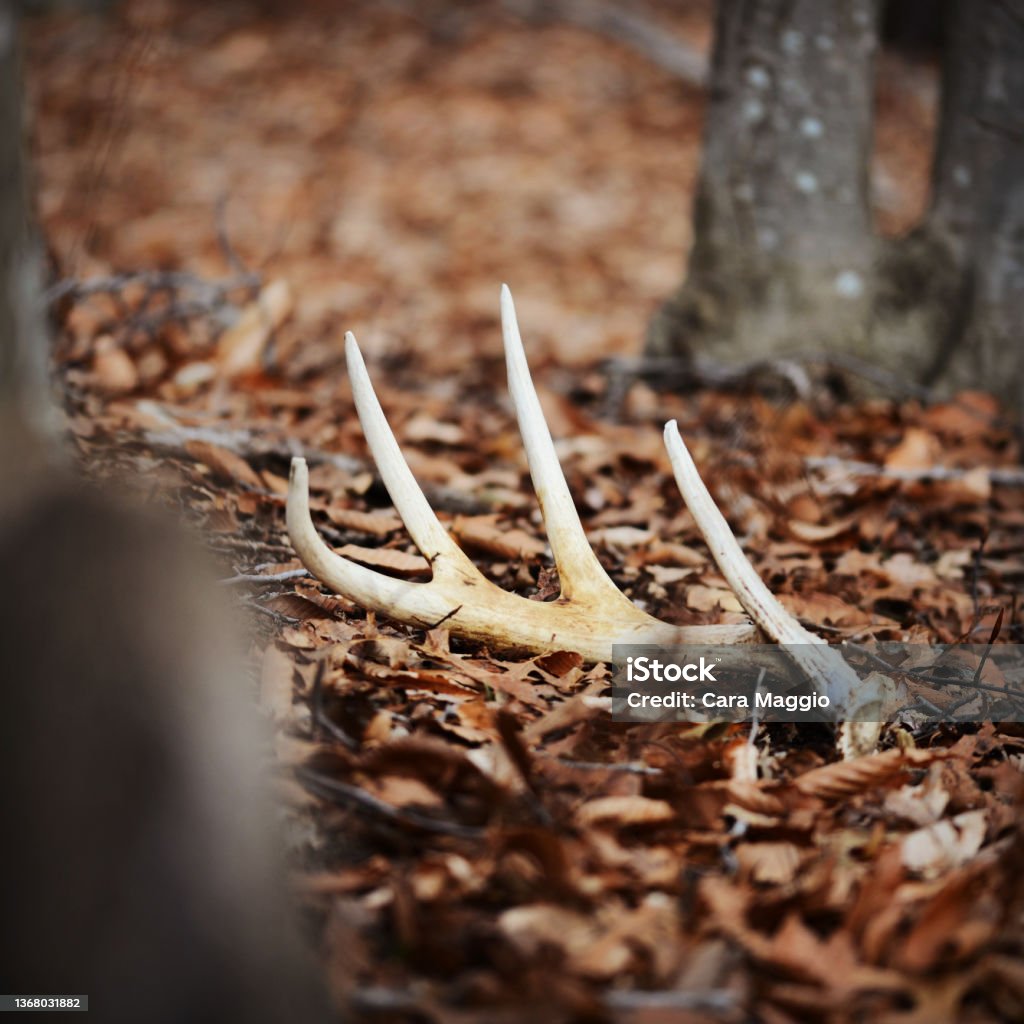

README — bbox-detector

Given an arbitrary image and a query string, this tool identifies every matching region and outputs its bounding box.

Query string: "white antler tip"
[346,332,373,396]
[500,283,516,322]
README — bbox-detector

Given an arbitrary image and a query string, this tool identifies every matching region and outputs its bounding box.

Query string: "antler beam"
[287,286,861,714]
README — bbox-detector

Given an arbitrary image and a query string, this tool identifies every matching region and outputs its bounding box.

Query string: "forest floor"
[25,2,1024,1021]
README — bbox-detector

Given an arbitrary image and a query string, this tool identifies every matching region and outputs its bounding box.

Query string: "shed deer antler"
[287,286,861,715]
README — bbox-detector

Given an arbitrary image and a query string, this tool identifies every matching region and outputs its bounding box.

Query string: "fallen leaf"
[336,544,430,578]
[402,414,466,446]
[787,515,857,543]
[533,649,583,678]
[590,525,655,550]
[921,390,1001,438]
[885,427,941,471]
[735,841,802,885]
[575,795,675,827]
[452,514,546,560]
[185,439,264,489]
[325,506,403,536]
[780,591,874,628]
[91,336,138,392]
[795,748,948,800]
[216,279,292,376]
[901,809,988,878]
[687,584,744,613]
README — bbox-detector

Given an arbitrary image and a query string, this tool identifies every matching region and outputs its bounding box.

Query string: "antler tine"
[286,457,461,625]
[287,294,760,663]
[500,285,633,606]
[345,332,480,584]
[663,420,858,712]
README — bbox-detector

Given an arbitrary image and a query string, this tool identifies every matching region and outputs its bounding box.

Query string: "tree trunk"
[924,0,1024,412]
[647,0,881,364]
[649,0,1024,418]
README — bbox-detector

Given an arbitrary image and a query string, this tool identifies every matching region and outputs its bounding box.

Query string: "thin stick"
[219,568,310,586]
[806,456,1024,487]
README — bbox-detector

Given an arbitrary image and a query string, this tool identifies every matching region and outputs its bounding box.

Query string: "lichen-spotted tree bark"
[647,0,1024,418]
[924,0,1024,410]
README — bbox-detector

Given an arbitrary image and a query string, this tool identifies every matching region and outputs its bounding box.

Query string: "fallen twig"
[295,766,485,838]
[604,988,739,1013]
[503,0,707,86]
[219,568,310,586]
[44,268,260,308]
[805,456,1024,487]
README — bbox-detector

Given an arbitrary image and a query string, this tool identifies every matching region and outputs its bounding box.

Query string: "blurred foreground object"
[0,8,329,1020]
[649,0,1024,421]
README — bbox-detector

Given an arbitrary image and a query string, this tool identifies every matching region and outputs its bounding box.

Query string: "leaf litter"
[24,1,1024,1020]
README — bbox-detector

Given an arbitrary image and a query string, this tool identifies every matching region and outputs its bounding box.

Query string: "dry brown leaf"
[884,427,942,471]
[348,636,416,668]
[335,544,430,578]
[325,506,403,537]
[589,525,654,550]
[533,649,583,678]
[921,390,1001,438]
[735,842,802,885]
[452,514,546,560]
[934,548,972,580]
[498,904,599,962]
[91,336,138,392]
[795,748,948,800]
[525,691,603,738]
[897,862,1002,973]
[575,795,675,827]
[724,779,788,818]
[645,564,695,585]
[881,552,939,589]
[402,414,466,446]
[686,584,744,613]
[364,775,443,810]
[573,896,680,980]
[260,468,290,496]
[787,493,822,524]
[934,466,992,503]
[171,360,217,395]
[901,809,988,878]
[216,278,292,376]
[833,549,886,576]
[264,593,337,621]
[786,515,857,543]
[700,877,904,996]
[883,765,950,827]
[779,591,877,628]
[278,625,317,650]
[643,541,707,567]
[499,897,679,981]
[185,439,264,489]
